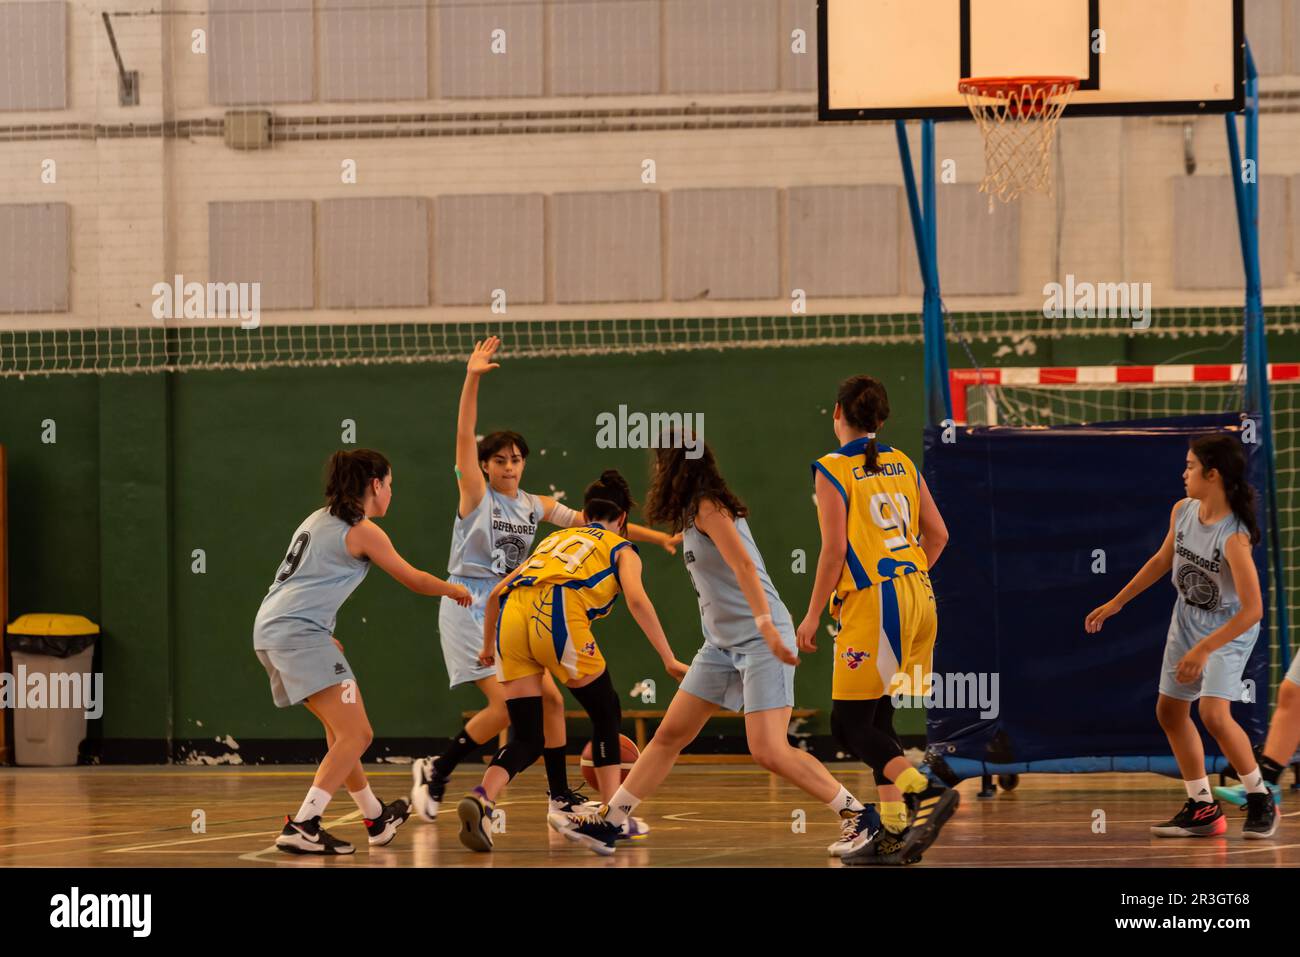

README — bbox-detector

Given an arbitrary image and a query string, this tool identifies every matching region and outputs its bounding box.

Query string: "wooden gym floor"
[0,764,1298,868]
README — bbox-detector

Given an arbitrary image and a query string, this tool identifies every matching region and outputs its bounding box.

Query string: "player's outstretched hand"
[468,336,501,377]
[795,615,819,653]
[663,657,689,681]
[1084,600,1120,633]
[661,532,683,555]
[446,583,473,607]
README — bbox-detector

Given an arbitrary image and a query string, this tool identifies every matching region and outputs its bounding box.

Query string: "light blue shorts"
[679,634,796,714]
[437,575,500,689]
[1158,612,1259,702]
[256,645,355,709]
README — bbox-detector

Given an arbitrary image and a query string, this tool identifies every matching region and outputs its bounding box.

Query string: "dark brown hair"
[325,449,390,526]
[837,374,891,472]
[584,469,635,528]
[1189,434,1261,545]
[478,430,529,465]
[644,443,748,534]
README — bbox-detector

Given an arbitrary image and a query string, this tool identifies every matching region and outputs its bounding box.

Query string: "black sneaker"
[275,815,355,855]
[559,806,621,856]
[1150,798,1227,837]
[410,757,449,822]
[842,828,922,866]
[365,799,410,847]
[1243,791,1279,840]
[456,791,495,852]
[896,785,960,860]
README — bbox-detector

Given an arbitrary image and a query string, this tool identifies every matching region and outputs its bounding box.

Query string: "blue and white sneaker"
[559,807,621,856]
[827,805,881,857]
[619,815,650,840]
[1213,781,1282,808]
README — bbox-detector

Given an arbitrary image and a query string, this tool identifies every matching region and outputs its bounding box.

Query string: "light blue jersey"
[682,516,793,650]
[1170,498,1253,631]
[1158,498,1259,702]
[447,486,546,580]
[439,486,547,687]
[254,508,370,650]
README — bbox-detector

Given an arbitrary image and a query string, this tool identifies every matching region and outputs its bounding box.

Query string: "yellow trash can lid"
[7,613,100,637]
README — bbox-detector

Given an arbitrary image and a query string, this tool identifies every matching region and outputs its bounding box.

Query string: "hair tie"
[866,433,877,440]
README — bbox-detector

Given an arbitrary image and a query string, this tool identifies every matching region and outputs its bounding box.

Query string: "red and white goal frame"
[949,364,1300,425]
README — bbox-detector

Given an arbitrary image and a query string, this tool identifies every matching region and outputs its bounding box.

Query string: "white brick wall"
[1,0,1298,334]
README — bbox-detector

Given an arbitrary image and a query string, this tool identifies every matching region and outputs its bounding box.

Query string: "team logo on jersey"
[876,557,918,580]
[1177,564,1220,611]
[841,647,870,670]
[582,640,597,656]
[496,535,528,571]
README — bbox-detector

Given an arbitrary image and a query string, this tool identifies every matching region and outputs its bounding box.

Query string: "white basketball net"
[960,78,1078,205]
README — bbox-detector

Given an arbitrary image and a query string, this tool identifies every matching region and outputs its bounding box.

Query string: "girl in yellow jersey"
[456,471,689,856]
[797,374,959,866]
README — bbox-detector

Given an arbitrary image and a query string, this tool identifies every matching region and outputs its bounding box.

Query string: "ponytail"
[836,375,891,472]
[1189,434,1260,545]
[583,469,635,526]
[324,449,391,526]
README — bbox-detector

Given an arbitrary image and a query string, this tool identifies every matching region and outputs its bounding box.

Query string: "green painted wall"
[1,327,1295,752]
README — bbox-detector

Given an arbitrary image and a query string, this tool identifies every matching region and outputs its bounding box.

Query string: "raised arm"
[347,520,471,603]
[616,547,689,680]
[797,470,848,653]
[455,337,501,518]
[1084,499,1182,633]
[694,500,798,665]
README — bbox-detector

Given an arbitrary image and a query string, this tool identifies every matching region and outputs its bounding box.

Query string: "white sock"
[828,785,865,815]
[349,785,383,818]
[295,786,332,822]
[1185,777,1212,802]
[1240,767,1268,794]
[603,786,642,827]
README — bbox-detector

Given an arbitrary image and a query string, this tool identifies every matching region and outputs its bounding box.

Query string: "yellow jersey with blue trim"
[504,523,635,622]
[812,437,929,596]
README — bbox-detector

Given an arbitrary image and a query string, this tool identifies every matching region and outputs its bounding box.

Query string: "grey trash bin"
[6,614,99,766]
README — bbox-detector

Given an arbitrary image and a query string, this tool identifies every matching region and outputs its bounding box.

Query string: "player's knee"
[748,739,786,772]
[1278,678,1300,713]
[570,671,622,766]
[1155,696,1186,729]
[491,697,545,778]
[540,681,565,712]
[1199,703,1232,736]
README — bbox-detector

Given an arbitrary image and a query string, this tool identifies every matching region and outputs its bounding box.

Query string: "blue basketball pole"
[1225,40,1291,676]
[897,119,953,427]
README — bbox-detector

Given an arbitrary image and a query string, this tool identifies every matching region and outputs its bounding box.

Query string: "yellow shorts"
[495,584,607,686]
[831,571,937,701]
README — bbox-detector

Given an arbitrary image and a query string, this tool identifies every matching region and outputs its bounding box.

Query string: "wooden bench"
[465,708,819,752]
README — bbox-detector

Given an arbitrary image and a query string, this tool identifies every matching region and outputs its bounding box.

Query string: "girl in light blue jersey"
[255,449,471,856]
[1087,433,1271,839]
[412,337,680,824]
[586,441,879,859]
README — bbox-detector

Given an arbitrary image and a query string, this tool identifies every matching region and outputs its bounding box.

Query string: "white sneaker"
[410,757,446,822]
[620,816,650,839]
[827,806,880,857]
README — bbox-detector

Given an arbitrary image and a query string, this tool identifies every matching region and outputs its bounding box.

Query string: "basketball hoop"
[959,76,1078,205]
